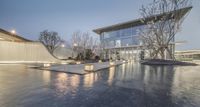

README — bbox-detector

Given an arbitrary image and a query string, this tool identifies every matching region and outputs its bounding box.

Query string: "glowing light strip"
[0,60,72,64]
[0,61,57,64]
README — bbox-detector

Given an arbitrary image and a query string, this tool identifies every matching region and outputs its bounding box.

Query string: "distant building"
[93,7,192,60]
[175,50,200,60]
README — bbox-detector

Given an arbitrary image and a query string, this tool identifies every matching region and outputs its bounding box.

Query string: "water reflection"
[53,73,82,97]
[42,70,50,84]
[108,66,115,85]
[172,66,200,106]
[0,64,200,107]
[54,73,69,97]
[83,73,98,88]
[70,75,80,89]
[104,63,200,106]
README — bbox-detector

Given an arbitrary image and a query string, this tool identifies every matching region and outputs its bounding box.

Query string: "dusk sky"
[0,0,199,50]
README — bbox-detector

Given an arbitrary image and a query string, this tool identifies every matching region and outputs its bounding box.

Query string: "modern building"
[93,7,192,60]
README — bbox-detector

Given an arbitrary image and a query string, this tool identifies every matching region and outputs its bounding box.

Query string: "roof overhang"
[93,6,192,35]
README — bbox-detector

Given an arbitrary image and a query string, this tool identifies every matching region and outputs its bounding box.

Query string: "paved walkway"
[41,61,126,75]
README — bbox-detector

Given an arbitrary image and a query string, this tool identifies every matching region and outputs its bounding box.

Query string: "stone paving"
[41,61,126,75]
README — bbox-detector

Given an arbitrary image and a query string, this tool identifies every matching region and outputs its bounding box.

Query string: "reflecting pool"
[0,63,200,107]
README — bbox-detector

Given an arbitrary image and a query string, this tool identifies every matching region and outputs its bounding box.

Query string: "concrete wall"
[0,41,59,63]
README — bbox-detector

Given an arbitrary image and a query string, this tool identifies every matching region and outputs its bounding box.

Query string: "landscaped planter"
[84,64,94,71]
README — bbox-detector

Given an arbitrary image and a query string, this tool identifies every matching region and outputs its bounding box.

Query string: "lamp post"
[73,43,78,47]
[10,29,16,42]
[11,30,16,34]
[61,44,65,48]
[72,43,78,58]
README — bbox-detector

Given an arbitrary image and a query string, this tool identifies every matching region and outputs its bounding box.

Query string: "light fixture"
[73,43,78,47]
[61,44,65,47]
[11,30,16,34]
[76,61,81,64]
[98,60,102,63]
[109,61,115,66]
[43,63,51,67]
[61,62,67,64]
[84,64,94,71]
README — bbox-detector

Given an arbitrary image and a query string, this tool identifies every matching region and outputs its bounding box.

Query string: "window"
[121,38,132,46]
[132,36,139,45]
[115,40,121,47]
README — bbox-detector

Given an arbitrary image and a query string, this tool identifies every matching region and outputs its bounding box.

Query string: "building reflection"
[121,63,126,78]
[83,73,98,88]
[70,75,80,89]
[106,63,176,105]
[53,73,82,97]
[171,66,200,105]
[142,66,175,95]
[41,63,200,106]
[57,73,68,81]
[108,66,115,85]
[54,73,69,97]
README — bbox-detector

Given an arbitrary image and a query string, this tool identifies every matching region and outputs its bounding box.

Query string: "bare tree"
[71,31,84,58]
[39,30,63,53]
[71,31,101,60]
[139,0,192,60]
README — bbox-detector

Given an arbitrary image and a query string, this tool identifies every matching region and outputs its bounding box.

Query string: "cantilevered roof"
[0,28,31,42]
[93,6,192,34]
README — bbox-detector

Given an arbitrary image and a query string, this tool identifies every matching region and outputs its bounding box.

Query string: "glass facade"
[99,23,175,60]
[100,25,144,48]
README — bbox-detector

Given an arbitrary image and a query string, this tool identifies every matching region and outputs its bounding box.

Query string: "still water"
[0,62,200,107]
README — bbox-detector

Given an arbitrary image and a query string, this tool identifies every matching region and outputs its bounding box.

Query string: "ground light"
[84,64,94,71]
[76,61,81,64]
[61,44,65,48]
[128,60,132,63]
[73,43,78,47]
[43,63,51,67]
[109,61,115,67]
[61,62,67,64]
